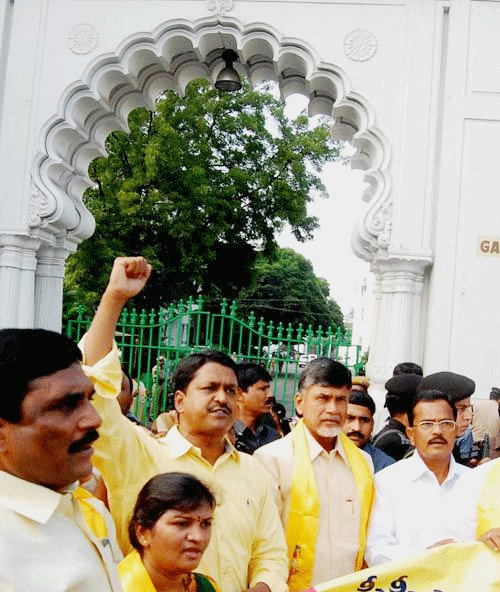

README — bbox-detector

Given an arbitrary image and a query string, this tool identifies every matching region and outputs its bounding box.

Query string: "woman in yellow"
[118,472,221,592]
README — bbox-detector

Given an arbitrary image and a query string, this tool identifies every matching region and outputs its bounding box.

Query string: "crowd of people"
[1,255,500,592]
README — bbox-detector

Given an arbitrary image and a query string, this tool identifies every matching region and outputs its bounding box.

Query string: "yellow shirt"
[81,338,288,592]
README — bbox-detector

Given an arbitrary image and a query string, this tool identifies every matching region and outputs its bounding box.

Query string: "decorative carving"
[67,24,99,55]
[373,200,392,249]
[206,0,234,15]
[344,29,377,62]
[28,185,53,228]
[368,199,393,250]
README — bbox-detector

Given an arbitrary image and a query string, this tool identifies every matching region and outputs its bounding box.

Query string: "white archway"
[5,0,500,403]
[25,16,412,399]
[30,16,392,263]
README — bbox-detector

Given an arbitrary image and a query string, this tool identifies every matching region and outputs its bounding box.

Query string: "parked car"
[298,353,317,367]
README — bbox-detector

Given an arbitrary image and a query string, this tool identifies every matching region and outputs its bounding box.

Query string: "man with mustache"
[365,389,470,566]
[255,358,374,589]
[84,257,288,592]
[417,371,476,466]
[233,363,281,454]
[343,390,395,473]
[0,328,123,592]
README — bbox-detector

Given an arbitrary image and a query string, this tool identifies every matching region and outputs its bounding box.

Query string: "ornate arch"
[31,16,391,260]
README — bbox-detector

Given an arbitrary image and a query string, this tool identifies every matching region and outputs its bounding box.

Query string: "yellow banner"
[311,542,500,592]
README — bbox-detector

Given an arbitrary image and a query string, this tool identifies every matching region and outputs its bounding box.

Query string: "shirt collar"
[161,425,239,461]
[303,424,346,462]
[0,470,66,524]
[409,450,460,484]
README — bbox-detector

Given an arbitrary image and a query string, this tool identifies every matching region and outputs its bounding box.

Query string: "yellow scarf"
[285,420,374,592]
[73,486,109,540]
[118,550,221,592]
[118,550,156,592]
[477,460,500,539]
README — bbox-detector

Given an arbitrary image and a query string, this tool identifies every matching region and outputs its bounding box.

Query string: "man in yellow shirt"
[84,256,288,592]
[255,358,374,591]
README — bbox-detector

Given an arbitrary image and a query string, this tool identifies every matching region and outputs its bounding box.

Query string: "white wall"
[425,0,500,398]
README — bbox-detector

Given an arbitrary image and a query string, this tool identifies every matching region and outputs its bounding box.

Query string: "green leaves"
[65,78,342,312]
[239,248,344,332]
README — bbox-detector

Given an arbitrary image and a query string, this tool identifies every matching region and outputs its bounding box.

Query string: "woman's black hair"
[128,472,216,553]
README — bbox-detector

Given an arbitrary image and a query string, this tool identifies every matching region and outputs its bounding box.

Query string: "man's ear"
[237,389,245,404]
[294,391,303,416]
[406,425,415,446]
[174,390,185,414]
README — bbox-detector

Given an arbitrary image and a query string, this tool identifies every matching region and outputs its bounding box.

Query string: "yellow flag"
[307,542,500,592]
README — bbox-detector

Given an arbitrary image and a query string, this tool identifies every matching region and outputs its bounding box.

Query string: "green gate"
[66,296,362,424]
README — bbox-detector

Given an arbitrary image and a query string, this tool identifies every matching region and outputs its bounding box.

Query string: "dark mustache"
[208,404,231,414]
[68,429,99,453]
[429,438,447,445]
[347,431,364,439]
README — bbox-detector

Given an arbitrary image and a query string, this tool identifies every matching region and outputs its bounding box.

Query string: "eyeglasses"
[415,420,456,432]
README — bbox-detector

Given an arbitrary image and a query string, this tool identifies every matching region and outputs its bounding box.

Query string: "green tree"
[65,79,341,311]
[239,248,343,331]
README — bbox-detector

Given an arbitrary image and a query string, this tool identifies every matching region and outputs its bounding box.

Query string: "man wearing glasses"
[365,389,470,565]
[417,371,476,465]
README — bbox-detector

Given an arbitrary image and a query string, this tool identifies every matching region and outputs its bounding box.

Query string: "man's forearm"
[84,292,128,366]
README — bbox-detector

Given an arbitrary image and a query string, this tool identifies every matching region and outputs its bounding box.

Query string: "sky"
[276,95,371,317]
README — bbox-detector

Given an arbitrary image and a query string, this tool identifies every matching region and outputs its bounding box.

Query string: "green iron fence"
[66,296,362,424]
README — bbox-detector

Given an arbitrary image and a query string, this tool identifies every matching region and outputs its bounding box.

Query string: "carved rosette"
[344,29,377,62]
[206,0,234,15]
[28,185,54,228]
[67,24,99,55]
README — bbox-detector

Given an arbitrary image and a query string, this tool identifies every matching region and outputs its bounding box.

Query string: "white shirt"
[255,427,373,583]
[0,471,123,592]
[365,451,470,565]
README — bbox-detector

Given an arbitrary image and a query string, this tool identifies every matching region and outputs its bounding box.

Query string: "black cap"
[418,371,475,403]
[490,387,500,401]
[385,374,422,399]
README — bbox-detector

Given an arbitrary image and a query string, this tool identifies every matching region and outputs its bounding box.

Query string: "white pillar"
[34,243,70,332]
[366,255,432,411]
[0,234,40,328]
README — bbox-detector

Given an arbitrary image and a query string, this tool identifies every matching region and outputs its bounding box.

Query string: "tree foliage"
[65,79,341,312]
[239,248,343,332]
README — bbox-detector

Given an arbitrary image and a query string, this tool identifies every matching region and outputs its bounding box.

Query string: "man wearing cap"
[372,374,422,461]
[417,371,475,466]
[366,389,469,565]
